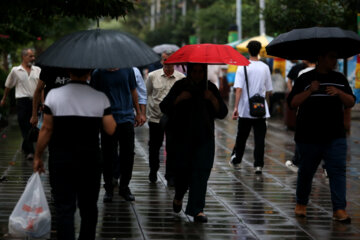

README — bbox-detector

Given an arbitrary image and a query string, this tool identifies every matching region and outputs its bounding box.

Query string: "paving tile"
[1,105,360,239]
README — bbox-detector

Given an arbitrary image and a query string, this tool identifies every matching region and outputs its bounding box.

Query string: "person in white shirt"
[1,48,41,160]
[146,50,185,186]
[207,65,223,89]
[229,41,273,174]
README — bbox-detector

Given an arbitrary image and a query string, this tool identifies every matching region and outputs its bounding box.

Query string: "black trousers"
[232,117,267,167]
[49,150,101,240]
[148,121,174,180]
[102,122,135,193]
[16,97,34,154]
[174,168,211,217]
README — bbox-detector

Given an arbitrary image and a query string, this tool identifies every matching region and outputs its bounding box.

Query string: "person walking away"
[284,60,306,131]
[30,67,70,128]
[91,67,142,203]
[133,67,147,126]
[269,68,286,116]
[287,50,355,223]
[111,67,147,186]
[33,68,116,240]
[229,41,273,174]
[160,63,228,222]
[146,50,185,186]
[1,48,41,160]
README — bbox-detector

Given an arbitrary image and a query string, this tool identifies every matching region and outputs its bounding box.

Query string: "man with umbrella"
[267,27,359,223]
[287,50,355,222]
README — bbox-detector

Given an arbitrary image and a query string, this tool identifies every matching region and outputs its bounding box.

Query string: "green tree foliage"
[263,0,357,36]
[0,0,134,54]
[196,1,236,43]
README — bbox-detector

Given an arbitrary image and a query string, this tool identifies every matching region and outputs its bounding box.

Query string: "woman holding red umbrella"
[160,63,228,222]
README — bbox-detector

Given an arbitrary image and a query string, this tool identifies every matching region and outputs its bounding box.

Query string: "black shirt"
[287,69,355,143]
[287,63,307,82]
[39,67,70,98]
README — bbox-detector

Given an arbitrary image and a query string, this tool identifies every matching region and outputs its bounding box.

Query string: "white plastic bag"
[8,172,51,239]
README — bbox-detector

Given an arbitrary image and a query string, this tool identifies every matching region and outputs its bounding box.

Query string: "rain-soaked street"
[1,94,360,240]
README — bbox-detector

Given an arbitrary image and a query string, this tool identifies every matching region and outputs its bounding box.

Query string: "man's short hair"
[247,41,261,57]
[21,48,34,58]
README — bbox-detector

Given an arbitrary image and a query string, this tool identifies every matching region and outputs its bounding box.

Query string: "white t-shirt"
[207,65,223,89]
[234,60,273,118]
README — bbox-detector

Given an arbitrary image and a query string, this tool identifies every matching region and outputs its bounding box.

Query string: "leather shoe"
[194,213,208,223]
[294,204,307,217]
[103,192,113,203]
[119,187,135,201]
[333,209,351,223]
[173,199,182,213]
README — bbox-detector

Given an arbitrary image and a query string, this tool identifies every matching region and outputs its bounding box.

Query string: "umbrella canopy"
[266,27,360,60]
[164,44,250,66]
[227,39,244,49]
[152,44,180,54]
[236,35,273,57]
[36,29,160,69]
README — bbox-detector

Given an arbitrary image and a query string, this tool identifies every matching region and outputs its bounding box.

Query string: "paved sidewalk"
[1,107,360,239]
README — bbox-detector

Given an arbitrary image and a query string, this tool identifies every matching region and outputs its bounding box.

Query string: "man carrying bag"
[229,40,273,174]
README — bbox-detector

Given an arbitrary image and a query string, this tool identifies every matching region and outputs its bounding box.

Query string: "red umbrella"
[164,43,250,66]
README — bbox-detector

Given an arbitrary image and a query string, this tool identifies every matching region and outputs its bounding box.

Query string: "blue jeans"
[296,138,347,211]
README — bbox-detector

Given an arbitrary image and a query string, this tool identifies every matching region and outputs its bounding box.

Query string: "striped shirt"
[287,69,355,143]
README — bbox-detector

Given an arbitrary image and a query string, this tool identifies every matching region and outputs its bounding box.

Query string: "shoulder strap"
[244,66,250,100]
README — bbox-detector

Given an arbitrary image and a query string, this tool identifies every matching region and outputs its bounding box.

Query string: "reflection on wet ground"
[1,101,360,239]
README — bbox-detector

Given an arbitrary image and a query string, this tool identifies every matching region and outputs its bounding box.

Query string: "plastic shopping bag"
[8,172,51,239]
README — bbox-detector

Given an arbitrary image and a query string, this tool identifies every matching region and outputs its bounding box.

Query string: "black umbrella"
[36,29,160,69]
[266,27,360,60]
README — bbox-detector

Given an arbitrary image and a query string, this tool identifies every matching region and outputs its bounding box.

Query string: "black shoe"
[173,199,182,213]
[103,192,113,203]
[194,213,208,223]
[119,187,135,201]
[149,171,157,183]
[167,178,175,187]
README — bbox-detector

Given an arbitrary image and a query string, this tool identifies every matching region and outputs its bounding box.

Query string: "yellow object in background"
[273,58,286,78]
[236,35,274,58]
[355,55,360,88]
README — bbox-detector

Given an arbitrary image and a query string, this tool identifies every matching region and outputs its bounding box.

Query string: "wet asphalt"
[1,95,360,240]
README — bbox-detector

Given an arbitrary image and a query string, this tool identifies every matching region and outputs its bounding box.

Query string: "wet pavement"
[1,97,360,240]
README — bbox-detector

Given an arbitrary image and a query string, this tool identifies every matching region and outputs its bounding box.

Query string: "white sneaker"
[322,168,328,178]
[254,167,262,174]
[229,155,240,169]
[285,160,298,173]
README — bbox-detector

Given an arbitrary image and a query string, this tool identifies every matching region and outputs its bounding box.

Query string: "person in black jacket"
[160,63,228,222]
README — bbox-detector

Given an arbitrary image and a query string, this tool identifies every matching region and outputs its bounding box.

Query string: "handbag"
[8,172,51,238]
[244,66,266,117]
